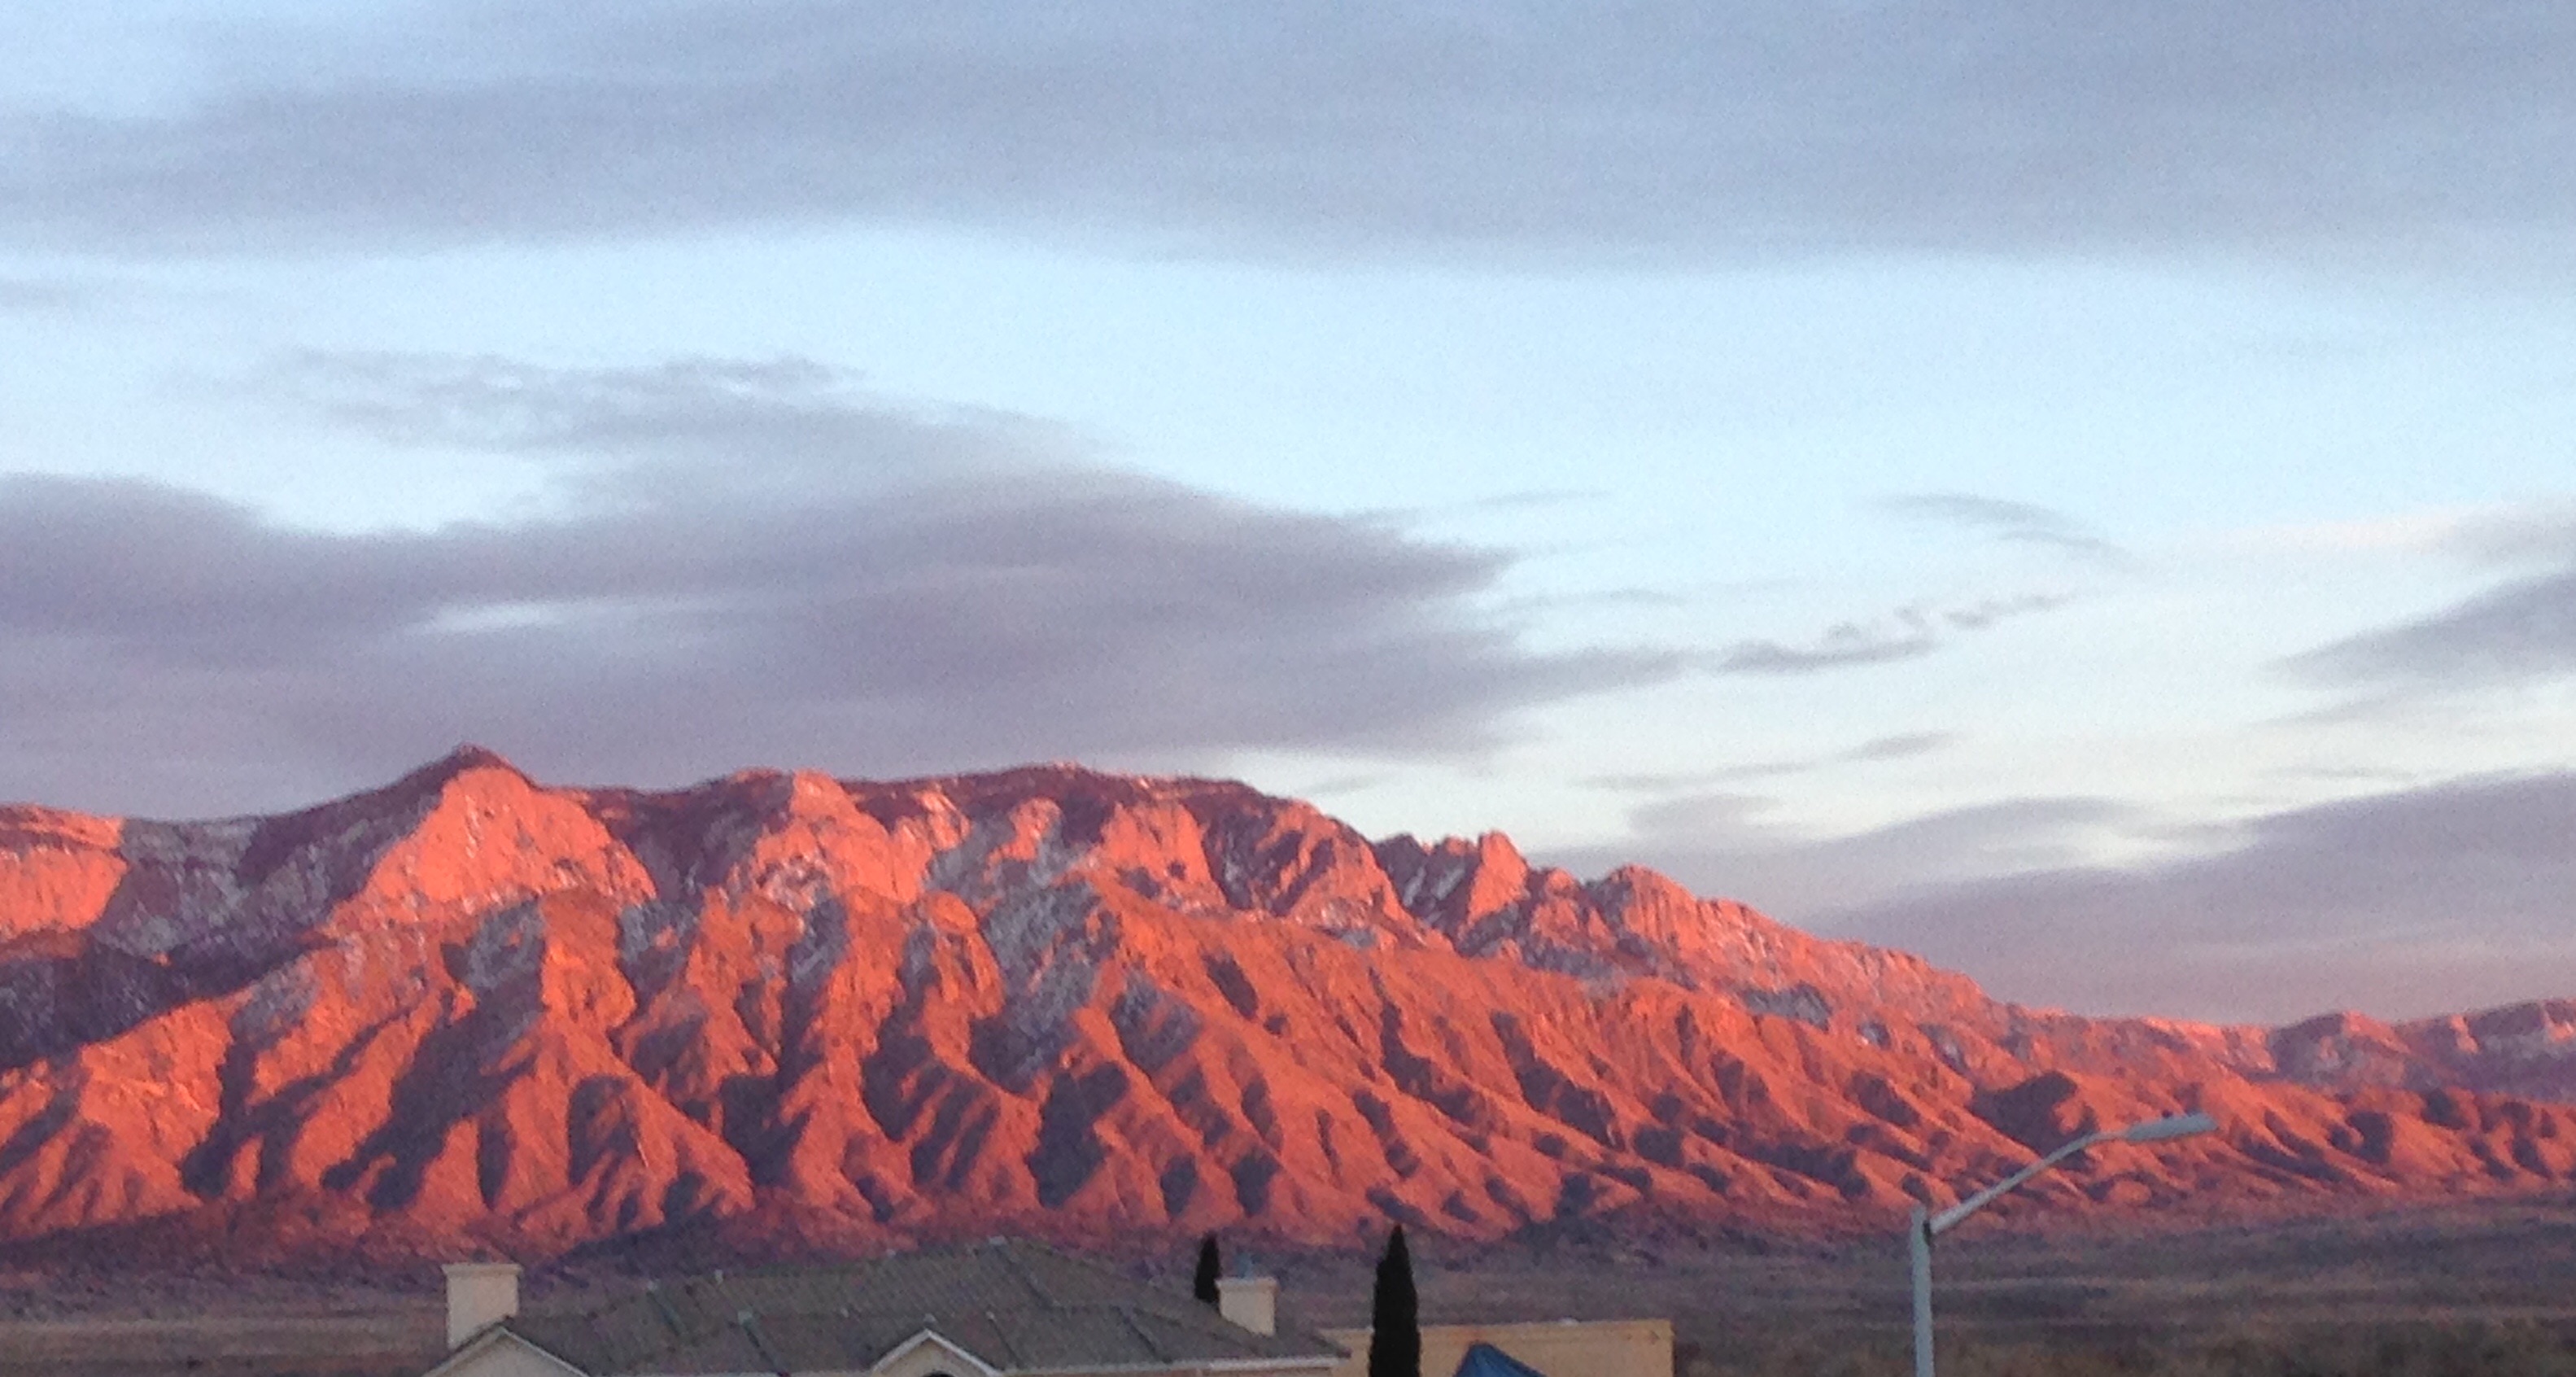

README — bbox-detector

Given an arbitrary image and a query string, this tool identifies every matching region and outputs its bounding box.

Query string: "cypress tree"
[1194,1235,1223,1308]
[1369,1225,1421,1377]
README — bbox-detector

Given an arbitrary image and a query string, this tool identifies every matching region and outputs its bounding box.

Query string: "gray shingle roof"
[510,1239,1346,1376]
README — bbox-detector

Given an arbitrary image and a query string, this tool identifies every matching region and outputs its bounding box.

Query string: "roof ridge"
[737,1309,788,1376]
[1118,1298,1312,1360]
[643,1279,687,1341]
[982,1307,1029,1368]
[1112,1303,1172,1365]
[989,1236,1056,1308]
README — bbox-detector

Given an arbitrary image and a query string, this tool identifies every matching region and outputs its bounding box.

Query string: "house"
[424,1239,1346,1377]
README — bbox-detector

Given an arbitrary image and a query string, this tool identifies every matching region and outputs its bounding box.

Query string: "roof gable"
[874,1327,1006,1377]
[419,1325,596,1377]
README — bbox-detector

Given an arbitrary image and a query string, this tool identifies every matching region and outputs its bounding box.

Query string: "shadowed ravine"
[2,747,2574,1260]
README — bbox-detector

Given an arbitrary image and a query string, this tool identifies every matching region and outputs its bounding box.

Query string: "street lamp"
[1907,1111,2217,1377]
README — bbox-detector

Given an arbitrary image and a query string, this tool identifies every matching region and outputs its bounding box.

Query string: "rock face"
[2,749,2573,1259]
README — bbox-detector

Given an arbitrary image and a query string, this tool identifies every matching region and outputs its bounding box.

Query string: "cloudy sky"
[5,2,2574,1025]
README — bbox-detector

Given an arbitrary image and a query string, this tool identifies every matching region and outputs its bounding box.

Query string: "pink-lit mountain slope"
[0,749,2569,1259]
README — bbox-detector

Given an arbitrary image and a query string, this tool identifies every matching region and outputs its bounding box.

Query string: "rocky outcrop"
[2272,1001,2576,1104]
[0,749,2570,1259]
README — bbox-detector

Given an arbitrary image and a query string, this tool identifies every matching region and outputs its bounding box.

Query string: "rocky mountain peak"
[0,755,2570,1262]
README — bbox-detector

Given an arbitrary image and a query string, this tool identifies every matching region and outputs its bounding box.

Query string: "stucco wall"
[1320,1319,1674,1377]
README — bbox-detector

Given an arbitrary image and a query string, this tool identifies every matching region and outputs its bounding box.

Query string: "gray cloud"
[1710,614,1938,675]
[1586,728,1957,791]
[2445,502,2576,566]
[1935,591,2070,631]
[0,354,1675,817]
[1877,492,2124,561]
[0,277,84,313]
[1709,594,2063,675]
[2288,564,2576,689]
[1844,730,1954,763]
[2,2,2571,262]
[1543,790,2133,921]
[1814,772,2576,1024]
[270,352,1079,510]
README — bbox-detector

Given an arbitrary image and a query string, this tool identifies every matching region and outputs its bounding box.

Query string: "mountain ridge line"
[0,745,2569,1261]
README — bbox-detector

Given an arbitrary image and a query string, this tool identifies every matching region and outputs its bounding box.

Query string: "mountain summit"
[1,754,2570,1258]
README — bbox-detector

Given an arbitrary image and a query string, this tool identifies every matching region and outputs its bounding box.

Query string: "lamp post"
[1907,1111,2216,1377]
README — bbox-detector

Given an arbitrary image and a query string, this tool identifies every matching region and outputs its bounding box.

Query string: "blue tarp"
[1453,1343,1551,1377]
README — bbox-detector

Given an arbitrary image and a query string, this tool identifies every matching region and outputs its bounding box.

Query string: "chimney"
[1216,1275,1278,1336]
[444,1261,522,1349]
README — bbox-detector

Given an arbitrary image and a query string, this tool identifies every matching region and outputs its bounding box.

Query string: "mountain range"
[2,748,2572,1261]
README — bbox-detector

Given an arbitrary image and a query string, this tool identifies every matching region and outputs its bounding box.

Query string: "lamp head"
[2120,1111,2218,1143]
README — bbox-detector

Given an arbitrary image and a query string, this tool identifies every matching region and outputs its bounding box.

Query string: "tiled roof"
[509,1239,1346,1376]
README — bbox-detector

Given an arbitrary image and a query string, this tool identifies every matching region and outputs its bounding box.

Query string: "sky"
[4,2,2574,1025]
